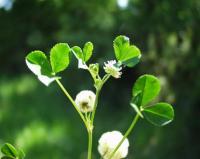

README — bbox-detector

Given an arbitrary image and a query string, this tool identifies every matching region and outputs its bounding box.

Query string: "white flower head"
[103,60,122,78]
[98,131,129,159]
[75,90,96,113]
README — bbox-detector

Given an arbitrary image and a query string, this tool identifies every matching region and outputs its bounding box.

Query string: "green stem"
[91,88,101,123]
[87,129,93,159]
[91,74,110,124]
[108,114,140,159]
[55,79,87,128]
[102,74,111,84]
[88,74,110,159]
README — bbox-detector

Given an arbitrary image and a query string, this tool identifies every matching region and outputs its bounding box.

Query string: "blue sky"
[0,0,13,10]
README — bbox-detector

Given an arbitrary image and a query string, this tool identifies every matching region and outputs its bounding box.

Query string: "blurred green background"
[0,0,200,158]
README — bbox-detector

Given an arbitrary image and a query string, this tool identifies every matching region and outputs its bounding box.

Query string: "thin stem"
[86,74,110,159]
[102,74,111,84]
[91,88,101,123]
[55,79,87,128]
[108,114,140,159]
[91,75,110,124]
[87,130,93,159]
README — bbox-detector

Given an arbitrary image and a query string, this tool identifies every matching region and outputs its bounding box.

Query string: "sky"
[0,0,13,10]
[117,0,129,9]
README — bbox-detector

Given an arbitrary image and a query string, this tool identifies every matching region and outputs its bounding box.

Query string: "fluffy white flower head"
[75,90,96,113]
[98,131,129,159]
[103,60,122,78]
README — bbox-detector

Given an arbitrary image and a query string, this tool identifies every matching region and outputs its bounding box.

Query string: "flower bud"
[98,131,129,159]
[75,90,96,113]
[89,63,99,76]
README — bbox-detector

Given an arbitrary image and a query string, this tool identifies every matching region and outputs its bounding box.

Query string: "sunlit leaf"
[83,41,93,62]
[50,43,70,73]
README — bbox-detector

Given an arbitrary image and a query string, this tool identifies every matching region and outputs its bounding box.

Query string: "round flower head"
[103,60,122,78]
[98,131,129,159]
[75,90,96,113]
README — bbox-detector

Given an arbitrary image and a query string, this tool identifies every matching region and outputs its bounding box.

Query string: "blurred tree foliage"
[0,0,200,159]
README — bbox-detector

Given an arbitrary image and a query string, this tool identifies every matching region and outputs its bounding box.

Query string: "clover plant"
[1,35,174,159]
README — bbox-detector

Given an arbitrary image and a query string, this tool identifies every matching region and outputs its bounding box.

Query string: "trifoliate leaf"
[113,35,141,67]
[50,43,70,73]
[132,74,161,106]
[142,103,174,126]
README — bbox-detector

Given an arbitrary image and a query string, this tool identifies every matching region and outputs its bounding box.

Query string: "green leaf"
[25,51,59,86]
[132,74,161,106]
[83,42,93,62]
[50,43,70,73]
[26,50,52,76]
[142,103,174,126]
[121,54,141,67]
[1,143,18,158]
[113,35,141,67]
[130,103,143,118]
[131,92,142,106]
[72,46,83,60]
[71,42,93,62]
